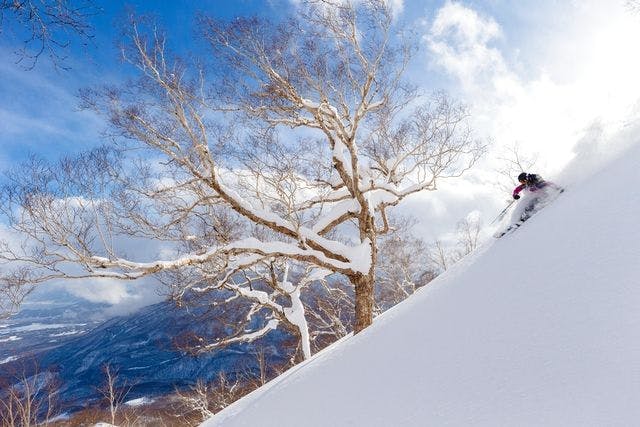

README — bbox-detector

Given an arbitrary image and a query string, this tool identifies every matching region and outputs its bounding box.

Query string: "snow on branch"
[194,319,280,353]
[89,236,371,278]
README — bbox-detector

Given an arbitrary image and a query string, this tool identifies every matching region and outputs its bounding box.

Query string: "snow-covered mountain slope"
[203,141,640,427]
[24,299,294,412]
[0,290,107,364]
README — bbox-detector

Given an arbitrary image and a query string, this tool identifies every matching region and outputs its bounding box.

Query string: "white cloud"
[426,1,506,92]
[57,276,164,317]
[402,167,502,242]
[425,0,640,177]
[64,279,132,305]
[1,208,168,316]
[398,0,640,244]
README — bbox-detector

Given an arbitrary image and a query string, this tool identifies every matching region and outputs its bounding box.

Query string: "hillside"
[0,291,107,365]
[1,298,295,414]
[203,141,640,426]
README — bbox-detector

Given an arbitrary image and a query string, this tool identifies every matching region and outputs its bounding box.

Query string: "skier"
[512,172,562,222]
[494,172,563,237]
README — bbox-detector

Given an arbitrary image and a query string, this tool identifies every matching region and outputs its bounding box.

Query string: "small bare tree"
[451,215,483,261]
[424,212,485,274]
[495,142,538,193]
[375,216,436,311]
[427,239,450,273]
[174,372,243,423]
[254,348,270,387]
[0,363,59,427]
[97,364,133,426]
[174,379,216,421]
[0,275,34,319]
[0,0,483,337]
[304,277,354,351]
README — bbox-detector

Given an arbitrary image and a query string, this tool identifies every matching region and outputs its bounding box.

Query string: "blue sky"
[2,0,639,229]
[2,0,638,170]
[0,0,288,168]
[2,0,639,311]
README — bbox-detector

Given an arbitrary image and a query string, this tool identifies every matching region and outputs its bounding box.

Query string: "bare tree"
[0,0,99,69]
[244,348,270,388]
[451,215,483,261]
[427,239,451,273]
[494,142,538,193]
[241,347,293,388]
[0,362,59,426]
[425,214,485,273]
[97,364,133,426]
[174,379,216,421]
[174,373,243,423]
[0,1,483,335]
[304,276,354,351]
[375,216,436,311]
[0,274,34,320]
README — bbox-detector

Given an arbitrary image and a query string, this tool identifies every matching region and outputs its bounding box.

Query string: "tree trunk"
[352,216,377,334]
[352,272,375,334]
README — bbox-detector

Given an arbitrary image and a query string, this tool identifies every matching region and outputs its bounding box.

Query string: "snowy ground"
[202,139,640,426]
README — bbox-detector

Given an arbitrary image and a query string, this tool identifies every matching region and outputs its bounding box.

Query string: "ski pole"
[490,200,515,225]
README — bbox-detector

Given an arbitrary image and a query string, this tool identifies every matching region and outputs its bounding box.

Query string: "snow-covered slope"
[203,141,640,427]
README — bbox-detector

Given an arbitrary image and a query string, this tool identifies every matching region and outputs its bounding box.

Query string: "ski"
[493,222,523,238]
[493,188,565,238]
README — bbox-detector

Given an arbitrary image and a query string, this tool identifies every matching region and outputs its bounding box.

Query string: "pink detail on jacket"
[512,184,526,198]
[513,180,550,198]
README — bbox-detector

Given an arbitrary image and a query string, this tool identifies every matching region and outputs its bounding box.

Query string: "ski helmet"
[517,172,527,182]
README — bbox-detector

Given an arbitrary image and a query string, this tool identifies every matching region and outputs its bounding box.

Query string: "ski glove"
[513,194,520,200]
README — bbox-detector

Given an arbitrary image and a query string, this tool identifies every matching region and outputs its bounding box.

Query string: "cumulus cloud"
[424,0,640,178]
[57,276,164,317]
[426,1,507,92]
[64,279,132,305]
[398,0,640,244]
